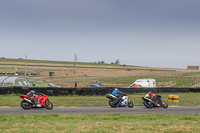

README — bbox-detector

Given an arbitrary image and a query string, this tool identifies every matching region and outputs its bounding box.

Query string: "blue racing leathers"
[112,90,124,95]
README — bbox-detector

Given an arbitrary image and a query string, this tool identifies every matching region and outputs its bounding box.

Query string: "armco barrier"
[0,87,199,96]
[189,88,200,92]
[0,87,9,94]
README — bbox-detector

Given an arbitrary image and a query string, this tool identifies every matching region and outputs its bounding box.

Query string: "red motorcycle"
[20,94,53,110]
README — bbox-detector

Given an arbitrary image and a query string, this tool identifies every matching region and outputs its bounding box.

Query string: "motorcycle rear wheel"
[144,100,153,108]
[162,101,168,108]
[45,101,53,110]
[128,101,134,108]
[21,100,31,110]
[109,99,118,108]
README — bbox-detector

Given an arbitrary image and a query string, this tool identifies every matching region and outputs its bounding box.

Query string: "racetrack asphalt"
[0,106,199,114]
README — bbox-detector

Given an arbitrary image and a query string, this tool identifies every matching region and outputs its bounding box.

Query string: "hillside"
[0,58,200,88]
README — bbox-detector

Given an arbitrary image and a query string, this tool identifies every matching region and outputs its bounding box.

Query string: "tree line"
[92,59,120,65]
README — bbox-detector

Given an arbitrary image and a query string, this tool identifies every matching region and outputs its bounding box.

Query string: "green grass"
[0,93,200,107]
[155,76,200,87]
[0,58,177,72]
[0,58,74,64]
[0,58,119,66]
[0,63,174,72]
[99,76,140,84]
[181,72,200,76]
[0,68,32,73]
[97,75,200,87]
[0,93,199,132]
[0,114,199,132]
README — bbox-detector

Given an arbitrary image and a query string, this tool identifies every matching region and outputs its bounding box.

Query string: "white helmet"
[115,88,118,90]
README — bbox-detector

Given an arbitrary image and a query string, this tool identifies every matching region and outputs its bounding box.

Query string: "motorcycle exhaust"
[24,98,33,104]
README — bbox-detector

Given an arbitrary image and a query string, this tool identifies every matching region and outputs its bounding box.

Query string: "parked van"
[128,79,156,88]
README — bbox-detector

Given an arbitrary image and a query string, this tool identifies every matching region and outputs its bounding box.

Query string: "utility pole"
[25,55,27,77]
[74,53,77,75]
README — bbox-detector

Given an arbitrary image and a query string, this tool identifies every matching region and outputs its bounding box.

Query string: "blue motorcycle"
[106,94,134,108]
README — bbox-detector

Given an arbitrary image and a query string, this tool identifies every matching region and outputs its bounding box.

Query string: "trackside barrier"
[168,95,179,102]
[168,95,173,102]
[172,95,179,102]
[0,87,199,96]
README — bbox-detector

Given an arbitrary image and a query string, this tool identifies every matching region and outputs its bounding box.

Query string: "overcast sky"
[0,0,200,69]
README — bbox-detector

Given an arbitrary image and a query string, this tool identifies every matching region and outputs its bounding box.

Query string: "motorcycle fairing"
[118,96,129,106]
[37,95,48,106]
[118,102,128,107]
[20,95,29,99]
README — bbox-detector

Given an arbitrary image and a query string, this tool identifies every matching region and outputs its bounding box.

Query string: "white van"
[128,79,156,88]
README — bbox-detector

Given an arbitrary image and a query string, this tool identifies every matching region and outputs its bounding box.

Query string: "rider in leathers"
[27,90,43,106]
[145,91,157,103]
[112,88,126,103]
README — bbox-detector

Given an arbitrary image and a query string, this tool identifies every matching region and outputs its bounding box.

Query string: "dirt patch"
[36,68,180,78]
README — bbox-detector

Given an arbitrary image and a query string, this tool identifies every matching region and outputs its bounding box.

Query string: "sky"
[0,0,200,69]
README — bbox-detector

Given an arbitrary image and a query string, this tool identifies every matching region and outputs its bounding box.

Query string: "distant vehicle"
[90,82,104,87]
[47,83,61,88]
[128,79,156,88]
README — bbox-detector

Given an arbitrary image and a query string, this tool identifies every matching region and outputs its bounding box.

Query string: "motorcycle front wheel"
[144,100,153,108]
[109,99,118,108]
[128,101,134,108]
[162,101,168,108]
[21,100,31,110]
[45,100,53,110]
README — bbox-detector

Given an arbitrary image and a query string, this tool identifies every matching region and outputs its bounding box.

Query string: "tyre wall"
[0,87,199,96]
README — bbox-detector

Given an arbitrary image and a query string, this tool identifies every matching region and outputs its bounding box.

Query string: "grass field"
[0,113,200,132]
[0,93,200,107]
[0,93,200,132]
[1,59,200,132]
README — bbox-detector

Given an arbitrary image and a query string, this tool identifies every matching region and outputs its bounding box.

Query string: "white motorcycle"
[106,94,134,108]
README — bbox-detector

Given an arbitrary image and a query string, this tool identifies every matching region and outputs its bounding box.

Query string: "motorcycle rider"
[145,91,157,103]
[112,88,126,103]
[27,90,43,106]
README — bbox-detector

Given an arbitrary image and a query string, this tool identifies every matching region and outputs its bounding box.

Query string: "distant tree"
[111,62,114,64]
[115,59,120,64]
[101,60,105,64]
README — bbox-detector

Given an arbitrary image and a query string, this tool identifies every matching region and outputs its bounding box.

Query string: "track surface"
[0,106,199,114]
